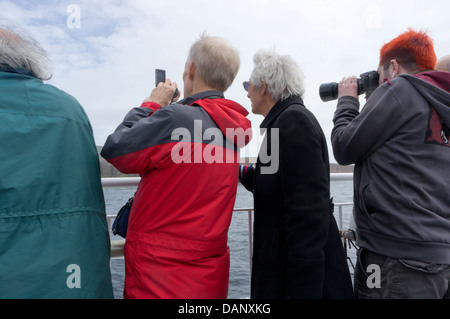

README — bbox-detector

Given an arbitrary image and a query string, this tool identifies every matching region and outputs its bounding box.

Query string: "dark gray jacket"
[332,71,450,264]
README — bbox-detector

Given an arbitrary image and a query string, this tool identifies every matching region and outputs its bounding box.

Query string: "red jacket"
[101,91,252,298]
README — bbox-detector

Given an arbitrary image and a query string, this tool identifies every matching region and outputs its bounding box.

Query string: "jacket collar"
[0,64,35,77]
[260,95,304,130]
[180,90,225,106]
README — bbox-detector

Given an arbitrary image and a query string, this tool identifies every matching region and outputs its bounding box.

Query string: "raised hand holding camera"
[155,68,179,101]
[338,76,359,99]
[319,70,379,102]
[143,78,180,106]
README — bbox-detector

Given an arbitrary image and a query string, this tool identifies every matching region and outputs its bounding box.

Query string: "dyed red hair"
[379,28,437,70]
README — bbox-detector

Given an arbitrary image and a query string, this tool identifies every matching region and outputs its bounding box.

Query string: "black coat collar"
[260,95,305,130]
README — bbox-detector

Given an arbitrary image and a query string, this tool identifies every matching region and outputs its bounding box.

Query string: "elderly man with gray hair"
[101,34,252,299]
[0,23,113,298]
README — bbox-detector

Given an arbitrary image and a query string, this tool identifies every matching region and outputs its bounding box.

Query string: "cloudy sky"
[1,0,449,162]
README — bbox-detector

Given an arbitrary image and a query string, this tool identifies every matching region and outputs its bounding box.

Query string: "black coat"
[241,96,354,299]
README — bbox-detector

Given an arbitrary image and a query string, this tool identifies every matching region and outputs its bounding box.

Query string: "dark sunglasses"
[242,81,250,92]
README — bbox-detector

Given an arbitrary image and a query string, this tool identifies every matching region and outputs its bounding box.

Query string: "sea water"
[105,181,355,299]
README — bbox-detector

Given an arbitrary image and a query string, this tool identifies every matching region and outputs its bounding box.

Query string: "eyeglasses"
[242,81,250,92]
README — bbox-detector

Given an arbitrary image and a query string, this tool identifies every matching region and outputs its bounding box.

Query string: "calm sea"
[104,181,355,299]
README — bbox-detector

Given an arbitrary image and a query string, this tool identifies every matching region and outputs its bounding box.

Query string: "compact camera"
[155,68,179,99]
[319,70,380,102]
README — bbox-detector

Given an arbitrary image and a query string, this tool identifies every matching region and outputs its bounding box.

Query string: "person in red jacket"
[101,34,252,299]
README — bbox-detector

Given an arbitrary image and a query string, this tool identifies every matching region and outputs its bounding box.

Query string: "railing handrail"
[102,172,353,188]
[102,177,141,188]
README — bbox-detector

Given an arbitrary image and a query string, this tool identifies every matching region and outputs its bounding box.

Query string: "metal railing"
[103,173,354,261]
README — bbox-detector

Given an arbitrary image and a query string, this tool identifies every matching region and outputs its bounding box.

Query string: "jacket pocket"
[361,183,374,215]
[356,182,378,232]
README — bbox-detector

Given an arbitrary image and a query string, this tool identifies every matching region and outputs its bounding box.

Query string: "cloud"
[1,0,449,161]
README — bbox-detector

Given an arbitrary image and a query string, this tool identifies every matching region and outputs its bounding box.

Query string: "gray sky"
[1,0,449,162]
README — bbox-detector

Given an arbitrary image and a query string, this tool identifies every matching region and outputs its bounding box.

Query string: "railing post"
[338,204,343,231]
[248,209,253,277]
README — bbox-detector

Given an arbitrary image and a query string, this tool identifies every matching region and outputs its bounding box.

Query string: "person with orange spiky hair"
[331,28,450,299]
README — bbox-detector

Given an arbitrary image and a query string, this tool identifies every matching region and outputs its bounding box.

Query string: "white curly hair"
[250,49,305,102]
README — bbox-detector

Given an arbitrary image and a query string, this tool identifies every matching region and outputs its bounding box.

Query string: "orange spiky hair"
[379,28,437,71]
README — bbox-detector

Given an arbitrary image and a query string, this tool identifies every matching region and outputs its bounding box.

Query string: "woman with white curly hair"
[239,49,354,299]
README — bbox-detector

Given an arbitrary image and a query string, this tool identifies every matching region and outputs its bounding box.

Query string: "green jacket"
[0,69,113,298]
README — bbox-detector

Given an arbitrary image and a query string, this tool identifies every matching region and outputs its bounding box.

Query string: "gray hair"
[250,49,305,101]
[188,33,240,92]
[0,22,52,81]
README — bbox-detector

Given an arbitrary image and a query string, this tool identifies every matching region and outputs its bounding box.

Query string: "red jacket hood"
[414,70,450,93]
[406,71,450,129]
[192,98,252,147]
